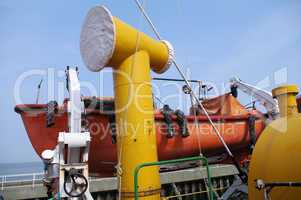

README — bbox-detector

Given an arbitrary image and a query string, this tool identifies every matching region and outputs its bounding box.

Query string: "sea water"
[0,162,43,176]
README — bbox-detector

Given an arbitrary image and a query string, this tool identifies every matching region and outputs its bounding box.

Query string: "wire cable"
[133,0,233,159]
[133,0,248,182]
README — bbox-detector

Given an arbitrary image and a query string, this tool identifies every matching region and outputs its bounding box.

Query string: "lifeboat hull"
[15,97,265,177]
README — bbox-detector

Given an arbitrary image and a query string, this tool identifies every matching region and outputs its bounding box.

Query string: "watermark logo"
[13,66,291,140]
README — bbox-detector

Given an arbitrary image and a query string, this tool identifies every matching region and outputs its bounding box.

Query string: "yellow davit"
[80,5,174,200]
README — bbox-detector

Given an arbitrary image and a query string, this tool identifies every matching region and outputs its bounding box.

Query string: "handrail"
[133,156,214,200]
[0,172,44,190]
[0,172,43,178]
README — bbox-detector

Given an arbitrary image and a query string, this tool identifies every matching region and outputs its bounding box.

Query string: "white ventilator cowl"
[80,6,115,72]
[159,40,174,74]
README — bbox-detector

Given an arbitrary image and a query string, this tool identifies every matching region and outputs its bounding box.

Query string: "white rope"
[133,0,234,158]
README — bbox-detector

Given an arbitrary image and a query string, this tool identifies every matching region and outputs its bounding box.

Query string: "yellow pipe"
[80,5,174,200]
[109,17,171,73]
[80,6,173,73]
[272,85,299,117]
[114,50,161,200]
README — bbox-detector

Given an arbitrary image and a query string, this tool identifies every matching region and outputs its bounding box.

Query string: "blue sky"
[0,0,300,163]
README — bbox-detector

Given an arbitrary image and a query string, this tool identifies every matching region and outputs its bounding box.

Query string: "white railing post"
[1,176,4,190]
[4,176,6,190]
[32,173,35,188]
[0,172,44,190]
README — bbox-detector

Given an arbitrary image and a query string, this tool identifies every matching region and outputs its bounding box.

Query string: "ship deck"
[1,164,238,200]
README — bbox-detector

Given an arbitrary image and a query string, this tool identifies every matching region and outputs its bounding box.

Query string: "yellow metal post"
[114,50,161,200]
[80,5,174,200]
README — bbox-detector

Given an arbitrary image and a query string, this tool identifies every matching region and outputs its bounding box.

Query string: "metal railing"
[134,156,214,200]
[0,172,44,190]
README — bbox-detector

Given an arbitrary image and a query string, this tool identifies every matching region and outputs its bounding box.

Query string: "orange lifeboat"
[15,93,265,177]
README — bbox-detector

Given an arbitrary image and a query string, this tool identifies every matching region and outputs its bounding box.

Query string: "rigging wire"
[133,0,161,39]
[153,93,165,106]
[133,0,248,182]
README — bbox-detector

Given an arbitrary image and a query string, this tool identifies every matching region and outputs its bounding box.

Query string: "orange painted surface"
[15,94,265,177]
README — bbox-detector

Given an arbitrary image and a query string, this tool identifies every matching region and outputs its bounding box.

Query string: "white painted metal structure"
[41,68,93,199]
[230,77,279,120]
